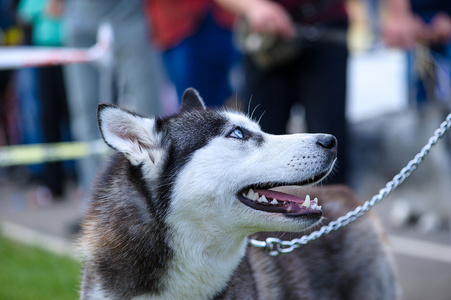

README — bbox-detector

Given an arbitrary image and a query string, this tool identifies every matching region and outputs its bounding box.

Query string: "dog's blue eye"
[230,128,244,139]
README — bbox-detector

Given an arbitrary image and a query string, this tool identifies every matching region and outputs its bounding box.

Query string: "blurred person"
[145,0,240,107]
[381,0,451,105]
[0,69,16,147]
[215,0,350,184]
[1,0,46,181]
[63,0,165,207]
[0,0,21,148]
[18,0,73,200]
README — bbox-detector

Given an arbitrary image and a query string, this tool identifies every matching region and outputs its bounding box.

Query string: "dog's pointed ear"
[179,88,206,113]
[97,104,163,166]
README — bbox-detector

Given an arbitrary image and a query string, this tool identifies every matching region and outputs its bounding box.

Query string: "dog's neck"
[140,217,249,300]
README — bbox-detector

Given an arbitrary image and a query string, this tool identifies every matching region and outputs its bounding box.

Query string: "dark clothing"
[410,0,451,19]
[240,0,348,183]
[277,0,347,25]
[38,66,71,196]
[243,0,350,184]
[244,38,348,184]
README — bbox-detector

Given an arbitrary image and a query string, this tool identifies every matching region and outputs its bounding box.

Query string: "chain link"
[249,112,451,256]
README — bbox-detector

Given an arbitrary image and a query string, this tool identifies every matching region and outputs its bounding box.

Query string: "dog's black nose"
[316,134,337,156]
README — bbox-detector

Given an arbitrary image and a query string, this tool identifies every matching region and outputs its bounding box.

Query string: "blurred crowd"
[0,0,450,212]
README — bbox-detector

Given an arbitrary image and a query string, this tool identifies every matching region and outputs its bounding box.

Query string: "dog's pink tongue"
[254,189,304,203]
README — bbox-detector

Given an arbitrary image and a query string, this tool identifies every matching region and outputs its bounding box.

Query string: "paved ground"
[374,197,451,300]
[0,176,82,256]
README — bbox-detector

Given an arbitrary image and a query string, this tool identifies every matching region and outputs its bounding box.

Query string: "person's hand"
[243,0,295,39]
[381,12,426,49]
[429,13,451,45]
[46,0,64,18]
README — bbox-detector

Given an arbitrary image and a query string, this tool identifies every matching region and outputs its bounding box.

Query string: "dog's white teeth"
[310,197,322,210]
[245,190,280,205]
[311,197,317,205]
[246,189,259,200]
[244,190,318,208]
[311,204,322,210]
[257,195,268,203]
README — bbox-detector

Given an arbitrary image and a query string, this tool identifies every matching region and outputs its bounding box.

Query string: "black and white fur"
[80,88,399,299]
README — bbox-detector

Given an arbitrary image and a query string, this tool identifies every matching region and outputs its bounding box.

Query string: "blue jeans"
[407,45,451,106]
[15,68,44,175]
[162,13,240,107]
[407,11,451,106]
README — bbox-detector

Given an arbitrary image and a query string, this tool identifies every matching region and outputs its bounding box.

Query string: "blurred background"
[0,0,450,299]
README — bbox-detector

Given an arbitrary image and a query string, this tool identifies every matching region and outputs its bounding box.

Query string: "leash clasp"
[249,237,303,256]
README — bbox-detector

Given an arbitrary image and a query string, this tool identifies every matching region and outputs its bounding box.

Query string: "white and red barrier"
[0,23,113,70]
[0,24,113,166]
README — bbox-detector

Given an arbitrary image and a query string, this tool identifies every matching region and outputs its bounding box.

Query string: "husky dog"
[80,88,399,299]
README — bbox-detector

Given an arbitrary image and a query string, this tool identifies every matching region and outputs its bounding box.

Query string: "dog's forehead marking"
[167,110,227,150]
[224,111,261,132]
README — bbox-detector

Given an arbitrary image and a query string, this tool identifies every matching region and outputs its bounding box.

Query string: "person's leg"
[296,42,349,184]
[112,2,164,116]
[64,11,101,199]
[53,66,72,144]
[39,66,65,196]
[242,56,295,135]
[406,50,419,106]
[428,45,451,104]
[162,43,190,103]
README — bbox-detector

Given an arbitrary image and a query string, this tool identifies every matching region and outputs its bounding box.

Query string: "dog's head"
[98,88,337,238]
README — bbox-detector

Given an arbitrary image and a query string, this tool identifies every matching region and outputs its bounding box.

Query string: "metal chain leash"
[250,112,451,256]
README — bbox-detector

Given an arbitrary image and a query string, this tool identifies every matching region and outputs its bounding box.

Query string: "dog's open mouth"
[238,187,322,217]
[237,169,331,217]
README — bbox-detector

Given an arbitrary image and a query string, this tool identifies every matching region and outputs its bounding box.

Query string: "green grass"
[0,234,81,300]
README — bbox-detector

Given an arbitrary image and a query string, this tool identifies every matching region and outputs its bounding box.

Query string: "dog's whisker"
[250,103,261,121]
[257,110,266,125]
[247,94,253,117]
[234,89,240,111]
